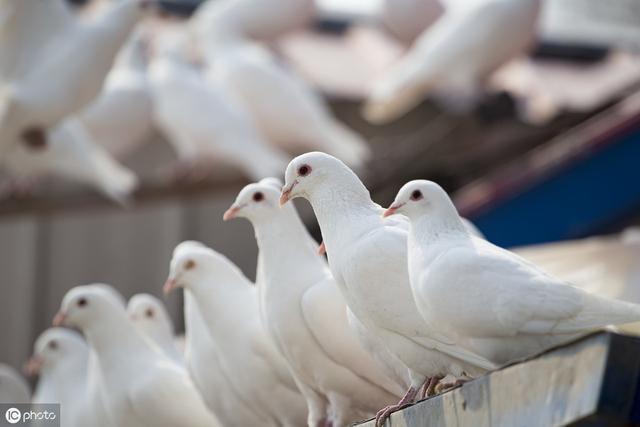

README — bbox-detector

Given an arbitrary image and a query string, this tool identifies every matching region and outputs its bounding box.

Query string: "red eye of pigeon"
[77,298,88,308]
[253,192,264,202]
[298,165,311,176]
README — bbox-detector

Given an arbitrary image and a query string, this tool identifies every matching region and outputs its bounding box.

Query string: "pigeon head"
[26,328,87,377]
[54,285,123,331]
[384,180,457,220]
[127,294,172,335]
[280,152,349,205]
[165,243,245,295]
[224,177,283,222]
[164,245,217,294]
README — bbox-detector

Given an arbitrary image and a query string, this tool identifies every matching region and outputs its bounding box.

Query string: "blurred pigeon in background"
[0,0,152,155]
[27,328,91,427]
[363,0,541,123]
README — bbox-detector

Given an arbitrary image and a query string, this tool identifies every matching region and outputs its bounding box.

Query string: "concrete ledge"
[357,332,640,427]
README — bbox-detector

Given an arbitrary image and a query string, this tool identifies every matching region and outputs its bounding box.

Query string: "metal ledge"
[357,332,640,427]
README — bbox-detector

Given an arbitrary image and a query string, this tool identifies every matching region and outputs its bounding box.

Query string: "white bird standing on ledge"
[385,180,640,364]
[363,0,541,124]
[165,244,308,427]
[27,328,90,427]
[224,178,404,426]
[127,294,183,366]
[54,285,221,427]
[280,152,497,426]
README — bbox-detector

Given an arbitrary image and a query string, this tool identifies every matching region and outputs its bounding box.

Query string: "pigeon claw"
[374,386,418,427]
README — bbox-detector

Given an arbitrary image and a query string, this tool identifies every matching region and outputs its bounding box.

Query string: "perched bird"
[363,0,541,124]
[165,243,308,427]
[127,294,183,365]
[280,152,497,425]
[78,32,154,159]
[53,285,221,427]
[384,180,640,364]
[27,328,90,427]
[224,178,404,426]
[0,117,138,203]
[192,0,315,45]
[209,41,371,167]
[379,0,444,46]
[169,241,267,427]
[0,363,30,404]
[147,34,290,181]
[0,0,152,155]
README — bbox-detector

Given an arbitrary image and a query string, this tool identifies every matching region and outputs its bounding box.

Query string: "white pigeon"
[78,32,154,158]
[53,285,222,427]
[127,294,183,365]
[363,0,541,124]
[0,117,138,203]
[147,34,290,180]
[385,180,640,365]
[192,0,315,45]
[27,328,90,427]
[224,178,404,426]
[379,0,444,45]
[0,0,151,155]
[208,41,371,167]
[170,241,267,427]
[0,363,30,404]
[165,243,308,427]
[280,152,498,425]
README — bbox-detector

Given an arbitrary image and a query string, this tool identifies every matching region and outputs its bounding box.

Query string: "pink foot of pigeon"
[419,376,442,400]
[375,385,419,427]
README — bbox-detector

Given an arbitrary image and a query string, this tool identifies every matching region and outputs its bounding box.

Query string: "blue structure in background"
[468,125,640,248]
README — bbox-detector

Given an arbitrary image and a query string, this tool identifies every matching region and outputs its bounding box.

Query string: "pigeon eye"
[298,165,311,176]
[77,298,88,308]
[48,340,58,350]
[145,308,154,318]
[184,259,196,270]
[21,127,47,151]
[410,190,423,201]
[252,192,264,202]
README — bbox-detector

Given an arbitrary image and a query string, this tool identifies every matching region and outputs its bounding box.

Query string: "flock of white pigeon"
[2,152,640,427]
[3,0,637,426]
[0,0,543,203]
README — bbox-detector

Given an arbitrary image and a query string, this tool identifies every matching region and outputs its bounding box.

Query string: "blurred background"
[1,0,639,375]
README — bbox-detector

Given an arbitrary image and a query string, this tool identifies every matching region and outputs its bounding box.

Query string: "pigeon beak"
[24,356,43,378]
[383,203,404,218]
[279,181,297,206]
[223,204,242,221]
[318,241,326,256]
[52,311,66,327]
[163,278,178,295]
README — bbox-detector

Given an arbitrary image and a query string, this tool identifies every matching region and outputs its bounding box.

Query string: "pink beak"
[52,312,66,327]
[223,205,240,221]
[318,242,326,256]
[24,356,43,377]
[383,204,402,218]
[279,182,296,206]
[163,279,178,295]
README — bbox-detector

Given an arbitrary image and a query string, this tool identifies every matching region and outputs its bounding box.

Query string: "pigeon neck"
[37,356,87,403]
[83,309,151,362]
[253,205,327,291]
[187,271,256,336]
[410,212,468,244]
[307,174,379,249]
